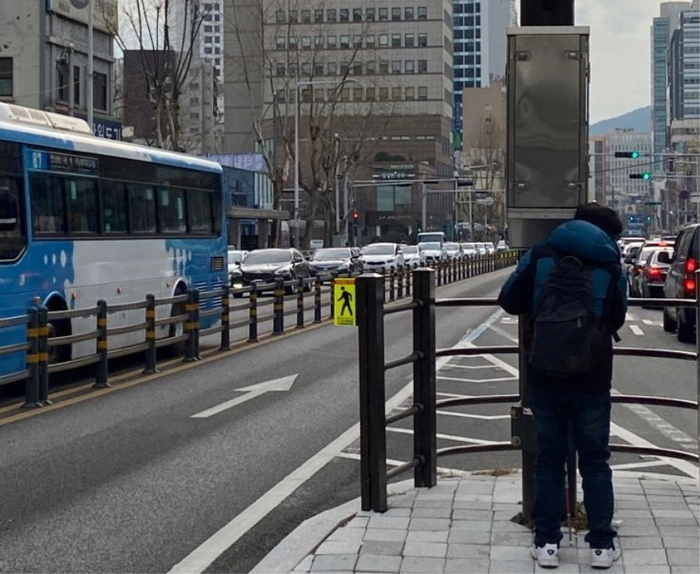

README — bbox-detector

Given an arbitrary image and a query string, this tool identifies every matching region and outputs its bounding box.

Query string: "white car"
[460,242,477,257]
[418,242,445,265]
[475,242,488,256]
[401,245,425,268]
[360,242,405,272]
[496,240,509,252]
[443,242,462,260]
[483,242,496,255]
[227,249,248,275]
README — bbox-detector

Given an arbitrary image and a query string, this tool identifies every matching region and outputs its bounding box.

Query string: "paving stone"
[310,554,358,572]
[315,540,363,555]
[409,518,451,531]
[328,528,366,543]
[618,524,664,536]
[410,507,452,519]
[360,540,405,556]
[363,528,408,542]
[490,545,531,562]
[355,553,402,573]
[368,515,411,530]
[621,548,669,565]
[443,557,490,572]
[488,559,535,573]
[622,567,670,574]
[446,543,490,559]
[346,516,370,528]
[447,530,492,545]
[399,556,446,573]
[449,519,492,532]
[294,555,314,572]
[452,499,493,510]
[491,531,533,546]
[670,566,700,573]
[666,548,700,566]
[403,541,448,558]
[406,530,448,544]
[383,508,412,518]
[660,526,700,538]
[663,537,699,549]
[451,508,494,521]
[618,536,663,549]
[652,510,698,519]
[655,517,699,526]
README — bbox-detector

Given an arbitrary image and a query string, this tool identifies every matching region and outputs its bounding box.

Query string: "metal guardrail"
[356,268,699,513]
[0,253,517,408]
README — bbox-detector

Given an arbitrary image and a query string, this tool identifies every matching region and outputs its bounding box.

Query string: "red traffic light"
[352,211,359,221]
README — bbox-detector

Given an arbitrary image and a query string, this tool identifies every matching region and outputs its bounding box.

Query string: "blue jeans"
[530,386,617,549]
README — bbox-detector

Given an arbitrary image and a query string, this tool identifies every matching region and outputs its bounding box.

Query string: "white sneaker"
[591,545,621,569]
[531,543,559,568]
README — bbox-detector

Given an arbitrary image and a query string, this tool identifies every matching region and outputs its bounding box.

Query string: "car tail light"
[684,257,697,296]
[647,267,661,278]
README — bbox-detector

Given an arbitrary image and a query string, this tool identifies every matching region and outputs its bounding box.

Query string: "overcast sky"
[574,0,681,123]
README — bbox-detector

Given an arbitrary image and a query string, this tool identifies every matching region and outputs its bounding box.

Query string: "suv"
[663,224,699,343]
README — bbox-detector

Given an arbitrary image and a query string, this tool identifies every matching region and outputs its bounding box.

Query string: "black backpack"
[529,254,618,377]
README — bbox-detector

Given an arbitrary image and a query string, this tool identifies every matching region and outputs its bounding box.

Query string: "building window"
[204,25,212,32]
[392,7,401,20]
[379,7,388,21]
[302,36,311,49]
[353,87,363,101]
[418,6,427,20]
[327,62,337,75]
[315,35,323,47]
[353,62,362,75]
[405,34,415,47]
[354,34,362,48]
[392,86,401,100]
[301,9,311,23]
[73,65,81,106]
[328,35,337,49]
[405,86,415,100]
[418,33,427,47]
[353,8,362,22]
[405,7,415,20]
[366,8,375,21]
[379,60,389,74]
[392,60,401,74]
[366,61,376,75]
[327,9,336,22]
[276,10,285,23]
[366,34,375,48]
[276,63,286,76]
[314,62,324,75]
[379,34,388,48]
[379,87,389,100]
[93,71,108,111]
[289,10,297,23]
[204,46,213,54]
[301,62,311,76]
[340,35,349,49]
[391,34,401,47]
[340,61,350,75]
[367,87,376,100]
[340,8,349,22]
[314,9,323,22]
[204,36,212,43]
[276,37,285,50]
[288,36,297,50]
[418,87,428,100]
[405,60,415,74]
[418,60,427,73]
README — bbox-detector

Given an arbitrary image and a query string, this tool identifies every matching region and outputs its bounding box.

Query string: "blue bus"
[0,103,227,381]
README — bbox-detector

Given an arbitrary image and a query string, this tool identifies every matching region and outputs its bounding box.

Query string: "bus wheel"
[164,288,188,357]
[46,304,71,363]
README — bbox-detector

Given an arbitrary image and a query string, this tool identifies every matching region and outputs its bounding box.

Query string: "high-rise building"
[669,3,700,122]
[651,2,691,168]
[452,0,515,144]
[605,129,653,213]
[0,0,121,138]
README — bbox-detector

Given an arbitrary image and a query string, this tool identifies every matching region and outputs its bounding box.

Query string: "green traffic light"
[631,151,640,159]
[643,172,650,180]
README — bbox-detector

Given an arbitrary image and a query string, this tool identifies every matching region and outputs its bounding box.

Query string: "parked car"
[401,245,425,268]
[483,242,496,255]
[663,223,699,343]
[460,242,478,257]
[360,242,405,272]
[309,247,362,276]
[496,240,510,252]
[418,242,445,265]
[443,242,462,260]
[636,248,673,305]
[239,248,312,294]
[475,242,488,256]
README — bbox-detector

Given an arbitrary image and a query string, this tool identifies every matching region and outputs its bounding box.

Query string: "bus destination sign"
[26,149,99,175]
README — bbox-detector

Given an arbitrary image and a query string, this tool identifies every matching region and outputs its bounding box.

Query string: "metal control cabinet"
[506,27,590,248]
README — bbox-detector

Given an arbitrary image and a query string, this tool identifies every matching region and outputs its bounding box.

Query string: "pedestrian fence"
[357,268,699,517]
[0,253,517,408]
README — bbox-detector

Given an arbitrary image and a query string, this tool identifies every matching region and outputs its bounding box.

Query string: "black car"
[663,224,699,343]
[239,249,312,294]
[309,247,363,276]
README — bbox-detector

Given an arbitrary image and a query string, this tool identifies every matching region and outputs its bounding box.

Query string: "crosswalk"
[499,313,662,335]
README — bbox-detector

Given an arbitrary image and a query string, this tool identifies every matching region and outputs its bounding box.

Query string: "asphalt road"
[0,268,696,573]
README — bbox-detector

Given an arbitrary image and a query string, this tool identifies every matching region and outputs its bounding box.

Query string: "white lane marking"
[487,324,519,343]
[169,309,504,573]
[438,410,510,421]
[387,426,499,445]
[191,375,299,418]
[442,364,501,370]
[611,460,679,471]
[642,319,663,326]
[336,451,470,477]
[500,317,518,324]
[625,312,638,322]
[629,325,644,336]
[437,375,517,383]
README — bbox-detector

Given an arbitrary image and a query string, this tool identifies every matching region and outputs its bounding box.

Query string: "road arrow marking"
[191,375,298,419]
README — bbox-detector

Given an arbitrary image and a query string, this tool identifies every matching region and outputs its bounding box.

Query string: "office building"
[0,0,121,138]
[669,2,700,122]
[224,0,456,243]
[452,0,515,144]
[605,129,653,213]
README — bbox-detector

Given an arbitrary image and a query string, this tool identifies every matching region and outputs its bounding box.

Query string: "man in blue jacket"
[498,203,627,569]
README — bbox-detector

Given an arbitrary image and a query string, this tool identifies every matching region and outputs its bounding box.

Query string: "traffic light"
[352,211,359,222]
[615,151,641,159]
[629,172,651,180]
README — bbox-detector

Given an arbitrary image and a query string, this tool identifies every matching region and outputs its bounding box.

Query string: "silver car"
[360,242,405,272]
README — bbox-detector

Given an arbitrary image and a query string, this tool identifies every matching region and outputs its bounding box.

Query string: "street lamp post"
[293,77,360,249]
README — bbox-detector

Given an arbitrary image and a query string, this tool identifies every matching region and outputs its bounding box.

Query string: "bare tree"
[226,0,396,247]
[107,0,209,151]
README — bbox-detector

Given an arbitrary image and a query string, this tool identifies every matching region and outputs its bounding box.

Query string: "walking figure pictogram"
[338,286,353,316]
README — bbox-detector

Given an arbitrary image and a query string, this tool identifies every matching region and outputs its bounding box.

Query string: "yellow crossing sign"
[333,278,356,326]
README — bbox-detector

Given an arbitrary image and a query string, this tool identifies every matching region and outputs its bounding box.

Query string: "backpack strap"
[597,262,622,342]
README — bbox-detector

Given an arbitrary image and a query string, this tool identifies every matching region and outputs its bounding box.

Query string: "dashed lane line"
[436,375,517,383]
[629,324,644,336]
[387,426,499,445]
[438,410,510,421]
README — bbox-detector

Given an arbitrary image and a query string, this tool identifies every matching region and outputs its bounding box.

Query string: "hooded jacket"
[498,220,628,393]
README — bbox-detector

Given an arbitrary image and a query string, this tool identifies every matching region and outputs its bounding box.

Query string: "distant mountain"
[590,106,652,135]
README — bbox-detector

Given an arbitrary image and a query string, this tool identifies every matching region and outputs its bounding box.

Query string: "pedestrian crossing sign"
[333,278,356,326]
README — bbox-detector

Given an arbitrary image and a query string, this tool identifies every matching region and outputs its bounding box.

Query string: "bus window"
[188,189,214,234]
[129,184,157,234]
[0,178,25,260]
[66,178,99,234]
[102,181,128,234]
[158,187,187,234]
[31,173,65,235]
